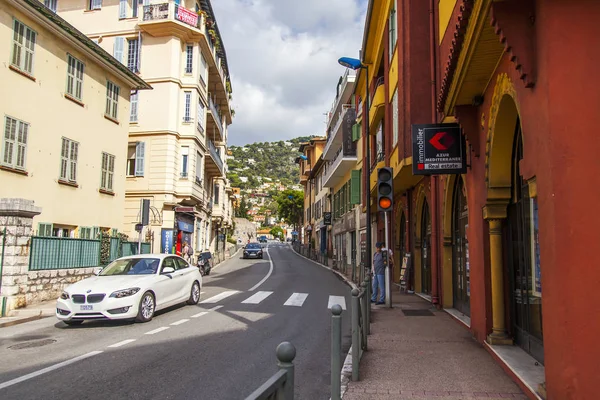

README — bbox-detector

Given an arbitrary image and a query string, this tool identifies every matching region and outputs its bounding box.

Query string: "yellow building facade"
[0,0,149,237]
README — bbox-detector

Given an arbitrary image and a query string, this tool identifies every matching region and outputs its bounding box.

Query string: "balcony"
[323,104,355,160]
[323,145,357,188]
[139,2,205,41]
[327,69,356,129]
[207,95,224,142]
[369,77,385,130]
[205,140,224,177]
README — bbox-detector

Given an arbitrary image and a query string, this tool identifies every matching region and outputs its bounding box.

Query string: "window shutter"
[130,92,138,122]
[135,141,145,176]
[137,31,142,72]
[70,141,78,181]
[60,138,69,179]
[108,154,114,190]
[113,37,124,64]
[352,123,360,142]
[119,0,127,18]
[351,170,361,205]
[3,117,16,166]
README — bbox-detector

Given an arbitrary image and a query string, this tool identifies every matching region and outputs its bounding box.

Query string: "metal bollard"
[331,304,342,400]
[365,275,371,334]
[351,289,360,381]
[277,342,296,400]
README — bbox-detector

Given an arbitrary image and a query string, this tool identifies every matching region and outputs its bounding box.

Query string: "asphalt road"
[0,242,352,400]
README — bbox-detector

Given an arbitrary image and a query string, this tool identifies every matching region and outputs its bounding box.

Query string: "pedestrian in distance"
[371,242,386,305]
[182,241,190,262]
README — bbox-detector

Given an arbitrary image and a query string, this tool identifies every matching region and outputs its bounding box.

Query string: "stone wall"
[233,218,257,243]
[26,268,96,305]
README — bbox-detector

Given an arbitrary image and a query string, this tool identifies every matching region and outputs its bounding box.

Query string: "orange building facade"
[355,0,600,399]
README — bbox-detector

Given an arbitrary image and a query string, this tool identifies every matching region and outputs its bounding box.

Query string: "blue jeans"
[371,274,385,303]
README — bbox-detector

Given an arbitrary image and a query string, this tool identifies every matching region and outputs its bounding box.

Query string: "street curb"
[290,247,356,399]
[0,313,52,329]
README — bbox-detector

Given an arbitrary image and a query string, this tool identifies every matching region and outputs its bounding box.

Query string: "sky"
[211,0,368,146]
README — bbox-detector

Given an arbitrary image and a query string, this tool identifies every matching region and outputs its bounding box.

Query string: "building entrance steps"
[343,293,527,400]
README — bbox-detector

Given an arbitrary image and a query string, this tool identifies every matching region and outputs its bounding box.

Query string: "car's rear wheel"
[187,281,201,305]
[64,320,83,326]
[136,291,155,323]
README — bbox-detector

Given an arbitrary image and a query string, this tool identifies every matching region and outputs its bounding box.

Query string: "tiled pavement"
[336,281,526,400]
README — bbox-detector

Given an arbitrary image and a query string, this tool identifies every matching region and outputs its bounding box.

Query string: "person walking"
[181,241,190,262]
[371,242,386,305]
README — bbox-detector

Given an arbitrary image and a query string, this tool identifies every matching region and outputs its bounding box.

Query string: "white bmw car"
[56,254,202,325]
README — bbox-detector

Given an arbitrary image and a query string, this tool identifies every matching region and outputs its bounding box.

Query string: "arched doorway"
[452,177,470,316]
[506,118,544,363]
[421,200,431,294]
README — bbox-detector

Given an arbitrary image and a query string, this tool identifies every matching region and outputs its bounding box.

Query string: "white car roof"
[118,254,183,261]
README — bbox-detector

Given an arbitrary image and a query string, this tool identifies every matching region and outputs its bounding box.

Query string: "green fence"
[29,236,152,271]
[29,236,101,270]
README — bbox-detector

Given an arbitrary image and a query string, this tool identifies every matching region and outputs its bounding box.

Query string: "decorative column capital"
[482,202,508,221]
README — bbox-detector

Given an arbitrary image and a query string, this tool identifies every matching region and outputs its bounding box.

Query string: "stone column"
[0,199,41,315]
[483,204,513,345]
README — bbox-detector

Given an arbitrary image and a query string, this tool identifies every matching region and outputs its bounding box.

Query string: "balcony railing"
[370,76,384,102]
[208,140,224,173]
[142,2,202,30]
[208,96,224,137]
[323,146,357,188]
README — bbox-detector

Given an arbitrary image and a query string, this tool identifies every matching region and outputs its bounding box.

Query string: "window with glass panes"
[185,44,193,73]
[184,91,192,121]
[127,38,139,72]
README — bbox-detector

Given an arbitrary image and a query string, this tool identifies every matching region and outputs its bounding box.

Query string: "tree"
[275,189,304,230]
[236,196,249,217]
[270,226,284,239]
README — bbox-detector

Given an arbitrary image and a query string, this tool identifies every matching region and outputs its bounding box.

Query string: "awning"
[178,221,194,233]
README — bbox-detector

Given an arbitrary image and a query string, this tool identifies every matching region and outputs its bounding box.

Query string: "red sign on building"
[175,5,198,28]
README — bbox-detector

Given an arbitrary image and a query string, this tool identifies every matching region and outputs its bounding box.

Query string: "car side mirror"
[94,267,103,276]
[162,267,175,275]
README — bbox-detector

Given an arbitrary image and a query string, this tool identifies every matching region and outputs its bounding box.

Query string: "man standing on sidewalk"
[371,242,385,305]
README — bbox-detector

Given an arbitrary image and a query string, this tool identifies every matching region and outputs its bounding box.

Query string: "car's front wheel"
[187,281,201,305]
[136,291,155,323]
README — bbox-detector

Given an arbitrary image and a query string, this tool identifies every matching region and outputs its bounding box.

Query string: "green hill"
[227,136,316,189]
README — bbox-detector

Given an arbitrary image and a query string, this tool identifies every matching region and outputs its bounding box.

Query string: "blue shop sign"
[178,221,194,233]
[161,229,174,254]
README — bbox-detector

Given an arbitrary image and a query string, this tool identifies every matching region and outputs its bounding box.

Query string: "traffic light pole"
[384,210,391,308]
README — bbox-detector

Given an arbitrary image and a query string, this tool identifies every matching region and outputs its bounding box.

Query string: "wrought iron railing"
[208,139,224,173]
[208,96,224,137]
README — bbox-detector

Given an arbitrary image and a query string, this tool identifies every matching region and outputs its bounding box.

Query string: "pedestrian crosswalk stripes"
[200,290,240,304]
[198,290,347,310]
[327,296,347,310]
[283,293,309,307]
[241,291,273,304]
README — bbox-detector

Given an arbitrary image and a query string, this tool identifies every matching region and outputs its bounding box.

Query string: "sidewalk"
[343,292,527,400]
[0,299,55,328]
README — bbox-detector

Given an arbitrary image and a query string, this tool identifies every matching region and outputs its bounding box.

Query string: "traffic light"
[377,167,393,212]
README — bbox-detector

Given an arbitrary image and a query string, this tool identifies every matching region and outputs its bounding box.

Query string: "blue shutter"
[119,0,127,18]
[135,141,145,176]
[113,37,124,64]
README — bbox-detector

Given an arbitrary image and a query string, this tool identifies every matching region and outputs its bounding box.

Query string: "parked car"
[197,251,213,276]
[243,242,263,259]
[56,254,202,325]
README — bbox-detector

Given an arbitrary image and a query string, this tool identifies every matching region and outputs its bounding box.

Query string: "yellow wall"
[0,2,136,231]
[439,0,458,43]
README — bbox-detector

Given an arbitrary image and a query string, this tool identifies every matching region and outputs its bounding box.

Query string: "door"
[155,257,182,307]
[452,178,470,316]
[174,257,195,301]
[506,122,544,364]
[421,201,431,294]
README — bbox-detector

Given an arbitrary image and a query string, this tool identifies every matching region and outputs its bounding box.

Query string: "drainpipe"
[429,0,440,306]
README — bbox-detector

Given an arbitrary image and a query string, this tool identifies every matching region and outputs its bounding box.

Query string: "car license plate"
[80,305,93,311]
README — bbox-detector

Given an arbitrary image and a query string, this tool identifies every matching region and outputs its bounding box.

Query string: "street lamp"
[338,56,372,281]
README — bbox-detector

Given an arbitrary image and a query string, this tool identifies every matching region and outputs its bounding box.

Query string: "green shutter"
[351,170,361,204]
[352,123,361,142]
[38,223,53,237]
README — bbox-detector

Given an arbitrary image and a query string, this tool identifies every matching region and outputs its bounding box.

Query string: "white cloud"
[212,0,367,145]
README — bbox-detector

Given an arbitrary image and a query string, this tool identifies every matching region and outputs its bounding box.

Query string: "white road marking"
[0,350,103,390]
[108,339,136,348]
[145,327,170,335]
[284,293,308,307]
[241,291,273,304]
[191,311,208,318]
[199,290,239,304]
[170,319,190,326]
[328,296,347,310]
[249,247,274,291]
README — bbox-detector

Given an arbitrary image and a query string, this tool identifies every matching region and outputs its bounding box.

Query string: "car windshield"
[246,243,261,249]
[99,258,160,276]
